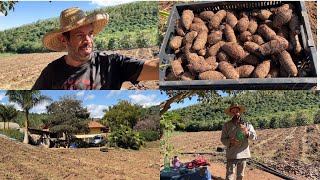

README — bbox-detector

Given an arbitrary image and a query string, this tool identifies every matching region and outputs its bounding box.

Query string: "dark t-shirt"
[32,52,144,90]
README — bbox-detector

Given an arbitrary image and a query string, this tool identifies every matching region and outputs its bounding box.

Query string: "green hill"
[0,1,159,53]
[172,91,320,131]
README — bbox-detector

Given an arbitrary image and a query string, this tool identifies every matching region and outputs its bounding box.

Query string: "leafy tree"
[43,96,90,146]
[103,100,143,129]
[269,117,279,129]
[0,104,17,129]
[0,1,18,16]
[108,125,144,150]
[6,90,51,144]
[295,112,310,126]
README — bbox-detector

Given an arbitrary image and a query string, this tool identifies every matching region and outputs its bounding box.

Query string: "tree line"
[167,91,320,132]
[0,1,159,53]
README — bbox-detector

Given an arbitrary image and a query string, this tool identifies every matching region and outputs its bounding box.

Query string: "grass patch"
[0,53,16,58]
[1,129,24,142]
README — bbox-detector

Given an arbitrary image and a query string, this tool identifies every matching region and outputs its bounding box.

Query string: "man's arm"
[220,124,230,147]
[137,59,159,81]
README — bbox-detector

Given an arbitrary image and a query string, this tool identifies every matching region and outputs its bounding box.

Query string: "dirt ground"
[0,47,159,90]
[0,138,159,180]
[168,124,320,180]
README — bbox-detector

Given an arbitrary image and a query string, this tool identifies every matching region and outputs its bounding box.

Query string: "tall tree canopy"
[6,90,51,144]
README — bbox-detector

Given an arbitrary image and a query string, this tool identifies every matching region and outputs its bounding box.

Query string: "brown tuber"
[244,41,263,58]
[222,42,247,61]
[171,60,184,77]
[259,36,289,56]
[278,50,298,76]
[199,11,215,21]
[252,60,271,78]
[193,30,208,51]
[219,61,239,79]
[182,10,195,30]
[207,41,225,56]
[251,35,265,45]
[181,72,195,80]
[175,19,186,36]
[273,4,292,28]
[236,65,255,78]
[257,24,277,41]
[169,36,183,50]
[199,71,226,80]
[207,30,223,45]
[248,17,258,34]
[208,10,226,29]
[237,13,249,32]
[224,24,237,43]
[226,12,238,28]
[239,31,252,43]
[186,53,214,73]
[217,51,232,62]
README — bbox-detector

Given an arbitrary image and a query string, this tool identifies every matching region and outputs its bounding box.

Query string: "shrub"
[295,113,310,126]
[314,110,320,124]
[139,130,159,141]
[108,125,144,150]
[257,118,269,129]
[269,117,279,129]
[1,129,24,142]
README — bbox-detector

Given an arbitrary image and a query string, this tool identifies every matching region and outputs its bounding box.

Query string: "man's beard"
[67,42,93,62]
[232,115,241,122]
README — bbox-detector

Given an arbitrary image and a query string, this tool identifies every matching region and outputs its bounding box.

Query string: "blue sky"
[0,90,227,118]
[0,0,138,31]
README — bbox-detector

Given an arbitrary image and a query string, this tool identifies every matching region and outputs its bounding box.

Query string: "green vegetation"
[171,91,320,131]
[139,130,159,142]
[1,129,24,142]
[108,125,144,150]
[0,1,159,53]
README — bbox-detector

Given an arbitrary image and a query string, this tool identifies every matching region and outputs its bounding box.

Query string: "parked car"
[89,135,107,147]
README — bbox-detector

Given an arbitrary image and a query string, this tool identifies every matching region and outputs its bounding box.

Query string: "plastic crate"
[159,1,317,90]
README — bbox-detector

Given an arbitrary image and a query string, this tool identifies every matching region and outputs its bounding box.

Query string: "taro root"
[207,30,223,45]
[208,10,226,29]
[290,33,302,54]
[206,56,219,70]
[278,50,298,76]
[242,54,260,66]
[237,13,249,32]
[252,60,271,78]
[190,22,209,33]
[175,19,186,36]
[248,17,258,34]
[239,31,252,42]
[200,11,215,21]
[171,60,184,77]
[257,10,273,20]
[181,72,195,81]
[219,61,239,79]
[226,12,238,28]
[266,66,280,78]
[289,14,300,34]
[273,4,293,28]
[193,30,208,51]
[236,65,255,78]
[169,36,183,50]
[259,36,289,56]
[199,71,226,80]
[217,51,231,62]
[224,24,237,43]
[222,42,247,60]
[186,53,213,73]
[257,24,277,41]
[251,35,265,45]
[244,41,263,58]
[182,10,194,30]
[207,41,225,56]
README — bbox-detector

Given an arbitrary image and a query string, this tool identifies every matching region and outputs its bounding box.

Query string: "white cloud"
[0,93,6,101]
[7,102,23,111]
[106,90,121,98]
[91,0,138,7]
[86,104,109,118]
[31,101,51,114]
[85,94,95,100]
[0,13,4,16]
[129,94,160,107]
[76,91,85,97]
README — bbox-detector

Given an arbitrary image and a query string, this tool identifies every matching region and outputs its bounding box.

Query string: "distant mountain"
[0,1,159,53]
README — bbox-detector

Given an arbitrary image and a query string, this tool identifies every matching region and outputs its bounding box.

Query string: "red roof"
[88,121,105,128]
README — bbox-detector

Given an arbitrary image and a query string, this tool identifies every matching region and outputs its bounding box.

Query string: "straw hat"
[42,7,109,51]
[224,103,246,116]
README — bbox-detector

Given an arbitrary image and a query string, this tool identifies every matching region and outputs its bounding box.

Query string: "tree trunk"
[3,120,5,130]
[23,111,29,144]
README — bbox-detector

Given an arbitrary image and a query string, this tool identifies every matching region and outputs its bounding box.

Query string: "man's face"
[230,107,241,118]
[64,24,94,62]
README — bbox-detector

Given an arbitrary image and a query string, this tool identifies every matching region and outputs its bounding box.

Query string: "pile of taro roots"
[165,3,313,81]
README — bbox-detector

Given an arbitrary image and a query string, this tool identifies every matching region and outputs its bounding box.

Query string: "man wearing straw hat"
[220,104,257,180]
[32,7,159,90]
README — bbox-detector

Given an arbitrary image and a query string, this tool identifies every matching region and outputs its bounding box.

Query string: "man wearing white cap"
[221,103,257,180]
[32,7,158,90]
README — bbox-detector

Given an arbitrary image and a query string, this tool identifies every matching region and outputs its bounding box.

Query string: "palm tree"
[0,104,17,130]
[6,90,52,144]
